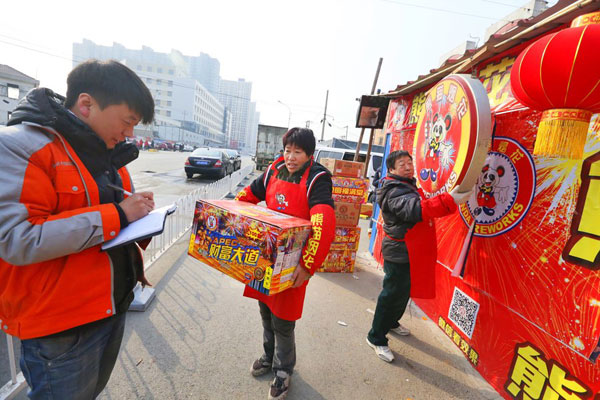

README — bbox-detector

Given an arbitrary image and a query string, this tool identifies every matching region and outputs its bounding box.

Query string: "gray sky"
[1,0,555,141]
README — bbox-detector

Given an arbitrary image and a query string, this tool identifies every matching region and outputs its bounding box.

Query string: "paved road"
[0,150,254,396]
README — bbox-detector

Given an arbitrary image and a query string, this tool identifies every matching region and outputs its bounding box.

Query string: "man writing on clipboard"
[0,60,155,399]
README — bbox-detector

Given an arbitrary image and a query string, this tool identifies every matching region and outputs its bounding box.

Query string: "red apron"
[405,189,437,299]
[384,184,437,299]
[243,158,312,321]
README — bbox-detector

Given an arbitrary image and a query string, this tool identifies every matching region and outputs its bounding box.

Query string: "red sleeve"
[234,185,261,204]
[300,203,336,275]
[421,192,457,220]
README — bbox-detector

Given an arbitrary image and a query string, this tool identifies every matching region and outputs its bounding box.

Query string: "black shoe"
[250,357,272,377]
[268,370,290,400]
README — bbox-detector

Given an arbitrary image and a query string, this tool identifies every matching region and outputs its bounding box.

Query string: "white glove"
[450,186,474,205]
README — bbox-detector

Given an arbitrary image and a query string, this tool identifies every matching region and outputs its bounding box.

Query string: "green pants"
[367,260,411,346]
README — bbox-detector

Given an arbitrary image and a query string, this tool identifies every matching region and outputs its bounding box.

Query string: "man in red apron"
[366,150,472,363]
[235,128,335,400]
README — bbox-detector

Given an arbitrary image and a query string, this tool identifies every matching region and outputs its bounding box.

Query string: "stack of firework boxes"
[319,159,369,273]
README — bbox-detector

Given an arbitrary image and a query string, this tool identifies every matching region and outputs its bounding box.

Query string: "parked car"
[185,148,233,179]
[224,149,241,171]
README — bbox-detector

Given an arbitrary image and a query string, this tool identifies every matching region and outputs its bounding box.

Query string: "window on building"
[147,78,153,84]
[168,81,173,87]
[168,69,174,75]
[167,101,172,106]
[157,79,162,85]
[168,91,172,97]
[7,84,19,99]
[137,65,142,71]
[157,67,163,73]
[167,111,171,117]
[147,66,152,72]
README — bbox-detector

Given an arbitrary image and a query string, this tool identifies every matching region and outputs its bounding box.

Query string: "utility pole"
[320,89,329,142]
[354,58,383,176]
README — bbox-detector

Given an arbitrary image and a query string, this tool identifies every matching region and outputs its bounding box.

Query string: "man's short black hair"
[65,59,154,124]
[386,150,412,170]
[282,127,316,156]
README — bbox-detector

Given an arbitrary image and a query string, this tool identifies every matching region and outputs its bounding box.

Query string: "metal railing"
[0,164,255,400]
[142,164,254,266]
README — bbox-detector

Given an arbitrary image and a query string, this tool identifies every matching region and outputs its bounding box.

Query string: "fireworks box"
[329,226,361,252]
[320,158,365,179]
[331,176,369,204]
[318,249,356,273]
[360,203,373,218]
[334,202,361,227]
[188,200,312,296]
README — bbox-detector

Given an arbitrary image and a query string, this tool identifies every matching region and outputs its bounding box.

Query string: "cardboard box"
[329,226,361,251]
[331,176,369,204]
[321,158,365,178]
[188,200,311,295]
[318,249,356,273]
[334,202,361,227]
[360,203,373,218]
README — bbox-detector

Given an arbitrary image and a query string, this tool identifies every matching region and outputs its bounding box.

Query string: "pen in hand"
[107,183,133,197]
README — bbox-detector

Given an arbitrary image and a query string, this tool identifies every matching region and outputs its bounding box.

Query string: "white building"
[217,78,253,150]
[72,40,227,146]
[0,65,39,125]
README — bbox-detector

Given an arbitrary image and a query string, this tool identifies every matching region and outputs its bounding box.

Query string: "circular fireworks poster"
[413,74,492,197]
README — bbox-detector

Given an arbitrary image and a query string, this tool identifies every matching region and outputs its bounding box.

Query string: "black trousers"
[258,301,296,375]
[367,260,411,346]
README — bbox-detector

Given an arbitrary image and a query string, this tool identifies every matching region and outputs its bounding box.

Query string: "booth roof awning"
[381,0,600,98]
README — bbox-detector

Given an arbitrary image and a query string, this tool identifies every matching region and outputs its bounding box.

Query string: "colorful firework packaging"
[188,200,311,295]
[319,227,362,273]
[331,176,370,204]
[318,249,357,273]
[328,227,361,252]
[374,14,600,398]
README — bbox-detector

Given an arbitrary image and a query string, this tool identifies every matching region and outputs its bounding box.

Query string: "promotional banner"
[377,43,600,398]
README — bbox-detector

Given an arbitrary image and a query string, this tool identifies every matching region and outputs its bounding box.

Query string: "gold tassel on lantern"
[533,109,593,159]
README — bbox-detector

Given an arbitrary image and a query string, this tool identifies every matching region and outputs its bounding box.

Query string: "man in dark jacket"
[0,60,155,398]
[366,150,472,363]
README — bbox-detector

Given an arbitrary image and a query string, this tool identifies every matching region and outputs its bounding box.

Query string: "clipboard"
[102,204,177,250]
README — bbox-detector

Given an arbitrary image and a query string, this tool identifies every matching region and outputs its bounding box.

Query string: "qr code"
[448,287,480,339]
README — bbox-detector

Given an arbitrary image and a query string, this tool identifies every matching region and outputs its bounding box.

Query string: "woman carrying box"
[235,127,335,400]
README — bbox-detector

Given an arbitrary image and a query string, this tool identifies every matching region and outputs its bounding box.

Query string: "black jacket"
[376,174,423,264]
[8,88,140,313]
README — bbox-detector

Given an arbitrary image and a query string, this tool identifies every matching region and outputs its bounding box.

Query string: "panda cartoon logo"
[474,164,510,216]
[420,112,453,182]
[275,193,288,211]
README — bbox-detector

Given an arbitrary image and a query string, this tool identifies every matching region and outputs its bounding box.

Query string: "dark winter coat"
[376,174,423,264]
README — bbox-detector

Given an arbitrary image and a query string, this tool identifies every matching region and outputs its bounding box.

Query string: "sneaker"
[390,323,411,336]
[251,357,271,377]
[268,370,290,400]
[366,337,394,363]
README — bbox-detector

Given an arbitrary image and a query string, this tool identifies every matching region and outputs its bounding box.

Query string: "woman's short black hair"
[65,59,155,124]
[386,150,412,170]
[282,127,316,156]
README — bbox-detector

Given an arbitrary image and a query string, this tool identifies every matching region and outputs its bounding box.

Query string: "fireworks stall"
[369,2,600,398]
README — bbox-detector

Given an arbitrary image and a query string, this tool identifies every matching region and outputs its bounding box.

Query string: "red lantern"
[510,13,600,159]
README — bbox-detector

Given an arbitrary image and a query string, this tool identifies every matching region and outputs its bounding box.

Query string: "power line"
[378,0,513,22]
[480,0,528,8]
